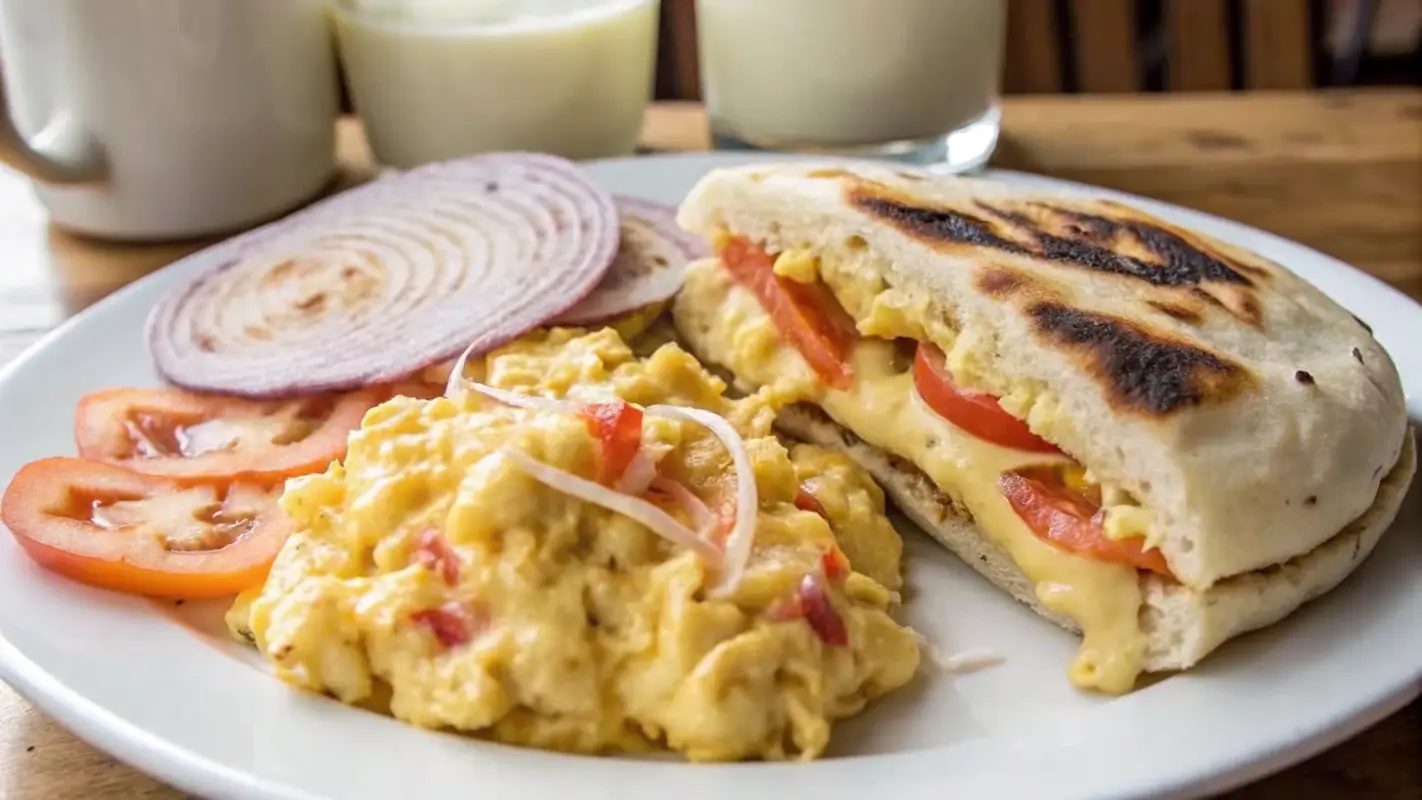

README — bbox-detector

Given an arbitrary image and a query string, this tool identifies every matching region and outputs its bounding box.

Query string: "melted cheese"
[824,342,1144,693]
[681,265,1148,693]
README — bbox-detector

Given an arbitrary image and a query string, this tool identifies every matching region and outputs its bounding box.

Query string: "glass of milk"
[696,0,1006,171]
[333,0,659,168]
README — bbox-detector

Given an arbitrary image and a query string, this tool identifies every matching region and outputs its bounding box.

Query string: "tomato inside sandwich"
[676,231,1181,695]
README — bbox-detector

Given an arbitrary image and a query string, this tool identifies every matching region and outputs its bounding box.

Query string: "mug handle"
[0,68,106,184]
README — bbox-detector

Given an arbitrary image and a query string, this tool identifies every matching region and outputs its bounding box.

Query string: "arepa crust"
[773,403,1415,672]
[676,162,1410,589]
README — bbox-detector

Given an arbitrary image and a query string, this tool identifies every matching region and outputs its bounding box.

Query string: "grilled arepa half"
[670,162,1414,693]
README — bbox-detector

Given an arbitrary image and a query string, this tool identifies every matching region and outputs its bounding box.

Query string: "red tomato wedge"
[794,485,828,518]
[720,237,857,389]
[997,466,1171,575]
[414,528,460,587]
[791,487,851,580]
[821,547,850,581]
[797,573,849,645]
[75,386,385,484]
[768,573,849,644]
[913,343,1061,453]
[412,602,480,649]
[581,400,644,485]
[0,457,289,598]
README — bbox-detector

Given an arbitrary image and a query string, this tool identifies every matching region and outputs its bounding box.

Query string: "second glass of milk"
[696,0,1005,171]
[333,0,659,168]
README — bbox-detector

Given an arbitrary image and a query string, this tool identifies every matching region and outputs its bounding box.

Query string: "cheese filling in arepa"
[670,163,1412,694]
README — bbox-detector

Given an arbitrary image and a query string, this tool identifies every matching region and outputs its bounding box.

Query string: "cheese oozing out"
[686,254,1150,693]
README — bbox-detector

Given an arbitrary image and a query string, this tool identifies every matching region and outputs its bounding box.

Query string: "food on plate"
[415,198,699,387]
[671,161,1416,694]
[75,386,386,484]
[553,196,709,326]
[146,152,619,398]
[227,328,919,761]
[1,382,399,597]
[1,458,286,599]
[5,156,712,601]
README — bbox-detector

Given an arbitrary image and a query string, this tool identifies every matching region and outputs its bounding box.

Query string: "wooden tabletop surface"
[1,92,1419,799]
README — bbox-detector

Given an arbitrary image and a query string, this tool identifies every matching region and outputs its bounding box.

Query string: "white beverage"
[334,0,659,168]
[696,0,1005,158]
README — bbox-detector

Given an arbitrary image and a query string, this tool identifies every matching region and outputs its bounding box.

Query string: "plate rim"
[0,151,1418,800]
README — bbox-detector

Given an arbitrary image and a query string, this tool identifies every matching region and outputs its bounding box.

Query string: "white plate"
[0,153,1418,800]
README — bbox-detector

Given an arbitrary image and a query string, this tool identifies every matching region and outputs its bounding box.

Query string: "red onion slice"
[146,152,618,398]
[501,447,724,566]
[648,475,717,533]
[644,404,757,598]
[553,196,707,326]
[615,450,661,496]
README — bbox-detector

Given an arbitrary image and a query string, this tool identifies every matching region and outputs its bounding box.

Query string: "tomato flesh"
[411,602,477,649]
[998,466,1171,575]
[414,528,460,587]
[794,485,828,518]
[75,387,385,485]
[1,457,289,598]
[797,573,849,645]
[821,547,850,581]
[581,400,644,485]
[721,237,857,389]
[913,344,1061,453]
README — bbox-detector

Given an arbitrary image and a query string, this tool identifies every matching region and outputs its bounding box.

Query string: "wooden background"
[653,0,1422,100]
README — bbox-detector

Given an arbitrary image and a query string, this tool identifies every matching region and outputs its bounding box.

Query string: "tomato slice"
[1,457,289,598]
[913,343,1061,453]
[721,237,857,389]
[581,400,644,485]
[75,386,385,484]
[997,466,1171,575]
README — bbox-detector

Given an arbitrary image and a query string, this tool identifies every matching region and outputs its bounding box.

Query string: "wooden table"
[1,92,1419,799]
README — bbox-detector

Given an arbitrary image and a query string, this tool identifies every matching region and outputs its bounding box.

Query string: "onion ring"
[554,196,707,326]
[449,378,580,415]
[146,153,618,398]
[648,475,717,534]
[645,405,757,598]
[616,450,661,496]
[501,447,723,566]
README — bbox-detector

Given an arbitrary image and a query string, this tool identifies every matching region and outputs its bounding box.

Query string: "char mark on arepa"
[974,267,1029,298]
[1036,217,1253,287]
[851,194,1027,254]
[1146,301,1204,324]
[847,185,1260,292]
[1027,303,1251,416]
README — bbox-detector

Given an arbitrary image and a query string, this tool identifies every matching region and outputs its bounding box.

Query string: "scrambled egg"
[228,327,918,761]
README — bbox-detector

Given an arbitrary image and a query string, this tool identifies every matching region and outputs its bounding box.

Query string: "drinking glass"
[696,0,1005,171]
[333,0,660,169]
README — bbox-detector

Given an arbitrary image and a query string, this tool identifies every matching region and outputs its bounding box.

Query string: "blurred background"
[652,0,1422,99]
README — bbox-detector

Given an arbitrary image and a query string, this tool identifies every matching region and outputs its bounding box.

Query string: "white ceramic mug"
[0,0,341,241]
